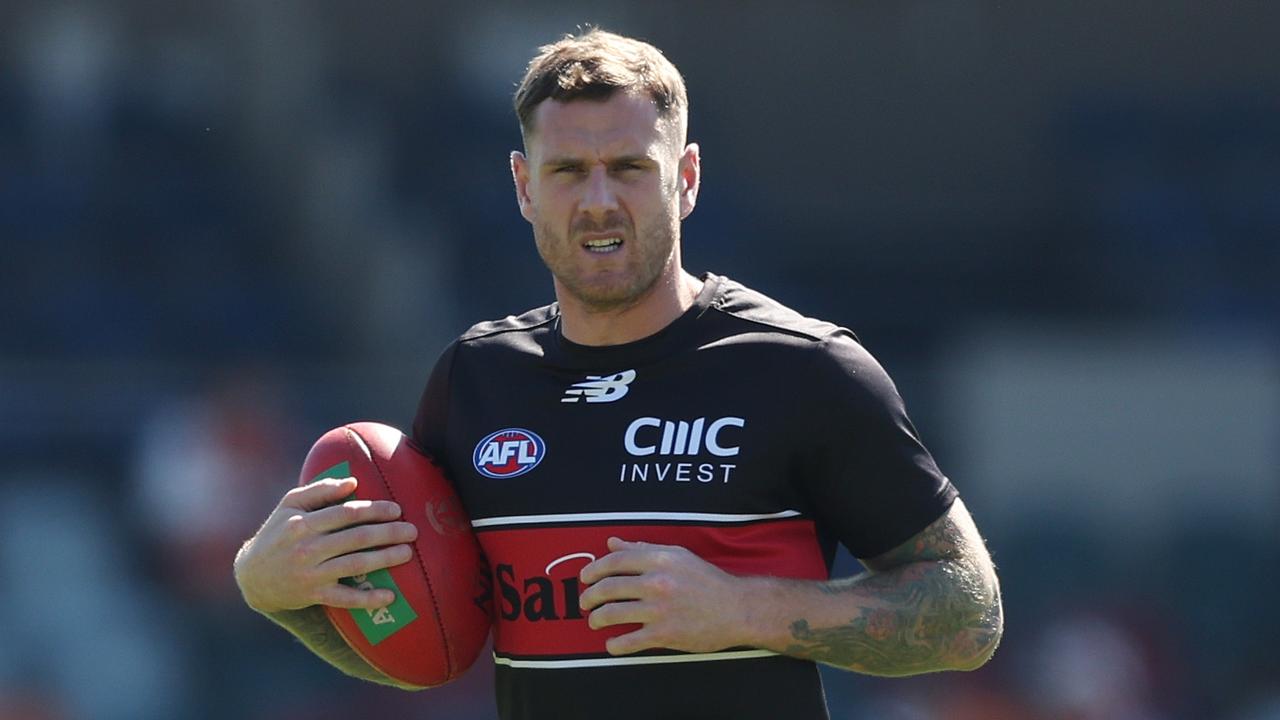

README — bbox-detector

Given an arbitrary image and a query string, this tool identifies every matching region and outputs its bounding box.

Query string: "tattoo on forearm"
[267,607,409,687]
[783,510,1003,676]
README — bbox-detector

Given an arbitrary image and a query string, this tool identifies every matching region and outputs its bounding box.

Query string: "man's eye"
[554,166,583,174]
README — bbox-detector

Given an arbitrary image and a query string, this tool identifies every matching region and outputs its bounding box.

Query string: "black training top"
[412,273,957,720]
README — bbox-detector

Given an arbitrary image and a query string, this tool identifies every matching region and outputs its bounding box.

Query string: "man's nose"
[580,165,619,216]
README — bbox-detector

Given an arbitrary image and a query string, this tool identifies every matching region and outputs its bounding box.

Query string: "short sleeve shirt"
[412,273,957,720]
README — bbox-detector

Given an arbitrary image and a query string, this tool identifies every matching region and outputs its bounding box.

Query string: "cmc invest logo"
[473,428,546,478]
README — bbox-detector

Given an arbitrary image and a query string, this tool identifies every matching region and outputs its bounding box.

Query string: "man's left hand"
[578,537,752,655]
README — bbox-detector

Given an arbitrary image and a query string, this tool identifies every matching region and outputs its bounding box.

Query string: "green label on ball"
[310,461,419,645]
[310,461,352,484]
[340,569,418,645]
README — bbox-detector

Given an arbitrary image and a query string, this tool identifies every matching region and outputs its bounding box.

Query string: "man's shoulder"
[707,275,906,418]
[708,275,852,345]
[443,303,558,364]
[456,303,558,344]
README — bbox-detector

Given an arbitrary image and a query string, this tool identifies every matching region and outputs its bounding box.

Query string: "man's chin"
[559,276,650,313]
[573,289,640,314]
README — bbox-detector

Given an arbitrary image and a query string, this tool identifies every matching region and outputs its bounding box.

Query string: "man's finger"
[579,575,646,612]
[606,536,684,553]
[304,500,403,534]
[314,583,398,610]
[587,599,651,630]
[605,626,660,656]
[580,549,657,585]
[606,536,650,552]
[315,520,417,559]
[283,477,359,512]
[317,543,415,581]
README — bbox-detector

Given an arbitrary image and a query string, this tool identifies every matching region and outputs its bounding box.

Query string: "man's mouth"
[582,236,623,253]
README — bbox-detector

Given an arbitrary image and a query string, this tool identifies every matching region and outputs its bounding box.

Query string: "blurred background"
[2,1,1277,719]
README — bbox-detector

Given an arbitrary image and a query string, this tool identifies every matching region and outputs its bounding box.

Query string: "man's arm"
[578,498,1003,676]
[259,606,421,689]
[773,498,1002,674]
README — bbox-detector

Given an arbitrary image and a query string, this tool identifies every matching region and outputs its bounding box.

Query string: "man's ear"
[511,150,535,223]
[677,143,701,220]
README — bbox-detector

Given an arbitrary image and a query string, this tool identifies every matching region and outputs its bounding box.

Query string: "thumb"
[285,476,358,511]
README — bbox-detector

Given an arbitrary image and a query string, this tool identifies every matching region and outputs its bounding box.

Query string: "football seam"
[347,425,455,681]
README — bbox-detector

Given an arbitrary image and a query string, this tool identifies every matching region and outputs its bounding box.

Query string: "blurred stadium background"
[2,2,1278,719]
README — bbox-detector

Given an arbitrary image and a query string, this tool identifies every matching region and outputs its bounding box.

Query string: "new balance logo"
[561,369,637,403]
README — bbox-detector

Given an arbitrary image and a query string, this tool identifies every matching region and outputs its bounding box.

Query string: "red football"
[298,421,490,687]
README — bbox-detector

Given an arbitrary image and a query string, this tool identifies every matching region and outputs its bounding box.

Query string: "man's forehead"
[527,92,675,158]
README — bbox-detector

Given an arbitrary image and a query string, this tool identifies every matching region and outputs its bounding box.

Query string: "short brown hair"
[514,29,688,142]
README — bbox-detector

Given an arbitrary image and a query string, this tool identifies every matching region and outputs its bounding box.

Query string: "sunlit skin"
[510,91,703,346]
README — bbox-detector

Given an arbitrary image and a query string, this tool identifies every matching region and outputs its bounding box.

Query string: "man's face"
[512,91,699,312]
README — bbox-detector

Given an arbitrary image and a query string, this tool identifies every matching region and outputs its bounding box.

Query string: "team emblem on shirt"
[561,369,636,403]
[473,428,546,478]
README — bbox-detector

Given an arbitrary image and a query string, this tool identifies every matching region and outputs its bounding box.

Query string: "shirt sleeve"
[796,330,957,559]
[410,341,459,474]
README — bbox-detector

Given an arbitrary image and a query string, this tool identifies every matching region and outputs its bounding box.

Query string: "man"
[234,29,1003,720]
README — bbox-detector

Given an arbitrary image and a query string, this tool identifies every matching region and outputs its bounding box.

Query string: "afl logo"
[473,428,546,478]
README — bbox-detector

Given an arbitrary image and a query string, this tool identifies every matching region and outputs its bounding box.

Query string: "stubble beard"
[535,215,680,314]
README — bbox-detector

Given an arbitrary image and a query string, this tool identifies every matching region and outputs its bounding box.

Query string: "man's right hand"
[233,476,418,614]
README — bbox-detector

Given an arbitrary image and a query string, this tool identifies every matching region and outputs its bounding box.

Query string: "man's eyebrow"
[608,155,657,166]
[541,156,584,167]
[541,154,656,167]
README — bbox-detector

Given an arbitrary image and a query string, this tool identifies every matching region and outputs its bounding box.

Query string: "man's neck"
[557,270,704,347]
